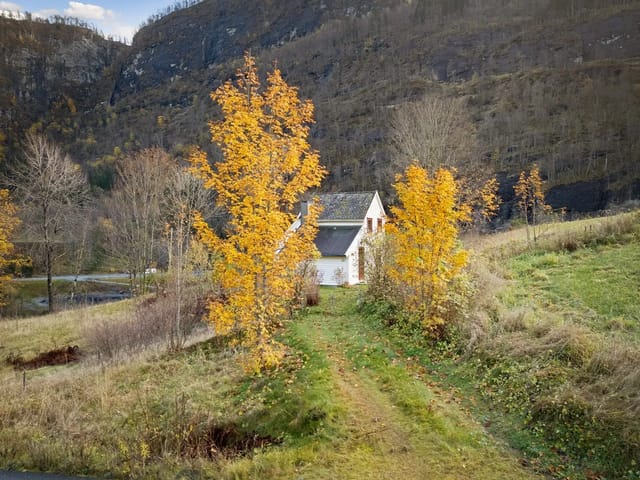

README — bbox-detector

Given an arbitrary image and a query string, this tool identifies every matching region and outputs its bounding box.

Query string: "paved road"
[0,472,96,479]
[14,273,130,283]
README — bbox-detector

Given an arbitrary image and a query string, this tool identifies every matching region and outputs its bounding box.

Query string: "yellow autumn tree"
[514,164,551,243]
[190,53,326,373]
[386,164,470,338]
[476,176,501,224]
[0,189,20,307]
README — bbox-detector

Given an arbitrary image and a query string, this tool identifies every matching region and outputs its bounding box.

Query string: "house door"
[358,246,365,281]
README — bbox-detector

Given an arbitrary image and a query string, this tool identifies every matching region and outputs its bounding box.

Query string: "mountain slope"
[0,16,127,169]
[1,0,639,212]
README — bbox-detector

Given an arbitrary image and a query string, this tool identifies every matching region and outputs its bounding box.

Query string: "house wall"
[316,256,349,286]
[347,249,360,285]
[315,191,387,286]
[362,192,386,234]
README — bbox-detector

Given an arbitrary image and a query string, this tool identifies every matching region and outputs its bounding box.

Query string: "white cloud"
[101,20,135,42]
[33,8,60,19]
[0,2,26,19]
[0,2,61,19]
[64,1,114,21]
[0,1,21,10]
[0,1,134,44]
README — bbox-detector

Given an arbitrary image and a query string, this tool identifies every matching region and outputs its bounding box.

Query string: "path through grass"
[285,288,542,479]
[0,286,544,479]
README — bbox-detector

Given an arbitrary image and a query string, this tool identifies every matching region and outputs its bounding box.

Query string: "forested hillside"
[1,0,639,211]
[0,16,127,171]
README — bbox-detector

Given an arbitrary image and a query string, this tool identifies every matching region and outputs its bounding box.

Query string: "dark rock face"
[111,0,396,100]
[547,180,611,213]
[420,10,640,83]
[0,17,127,163]
[0,19,126,105]
[578,10,640,62]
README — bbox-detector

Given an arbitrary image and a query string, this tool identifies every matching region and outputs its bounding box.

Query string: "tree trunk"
[46,244,54,313]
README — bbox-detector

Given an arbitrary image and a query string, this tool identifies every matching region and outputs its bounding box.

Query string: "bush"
[85,289,207,360]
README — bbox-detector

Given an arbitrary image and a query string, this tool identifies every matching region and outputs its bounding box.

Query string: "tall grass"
[466,210,640,259]
[458,210,640,479]
[0,285,542,479]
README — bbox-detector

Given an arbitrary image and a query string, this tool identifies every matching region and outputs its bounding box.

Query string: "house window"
[377,218,383,231]
[367,217,373,233]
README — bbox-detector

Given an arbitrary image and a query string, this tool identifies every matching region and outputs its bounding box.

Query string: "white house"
[305,191,386,286]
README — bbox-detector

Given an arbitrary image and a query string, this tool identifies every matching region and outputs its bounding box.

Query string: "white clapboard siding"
[316,257,350,286]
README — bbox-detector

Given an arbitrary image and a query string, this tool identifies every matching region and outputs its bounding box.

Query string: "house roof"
[314,226,361,256]
[316,192,377,221]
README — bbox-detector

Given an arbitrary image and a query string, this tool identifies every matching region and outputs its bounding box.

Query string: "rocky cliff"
[0,17,127,167]
[2,0,639,212]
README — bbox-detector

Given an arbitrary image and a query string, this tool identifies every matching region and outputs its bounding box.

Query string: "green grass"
[506,244,640,338]
[453,215,640,479]
[3,212,638,479]
[0,286,542,479]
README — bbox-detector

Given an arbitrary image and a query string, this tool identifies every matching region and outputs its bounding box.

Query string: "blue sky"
[0,1,171,42]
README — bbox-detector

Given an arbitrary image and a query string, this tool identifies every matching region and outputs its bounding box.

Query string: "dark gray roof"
[316,192,376,221]
[314,226,360,256]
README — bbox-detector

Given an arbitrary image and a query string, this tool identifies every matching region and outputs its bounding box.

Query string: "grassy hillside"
[1,211,638,479]
[455,211,640,478]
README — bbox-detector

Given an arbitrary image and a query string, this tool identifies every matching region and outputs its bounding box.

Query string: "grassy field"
[506,242,640,336]
[0,211,638,479]
[0,291,541,478]
[454,211,640,479]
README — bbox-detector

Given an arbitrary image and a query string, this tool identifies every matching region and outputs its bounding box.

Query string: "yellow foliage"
[190,53,326,373]
[0,189,20,306]
[65,95,77,115]
[479,177,501,222]
[386,165,470,337]
[514,164,552,242]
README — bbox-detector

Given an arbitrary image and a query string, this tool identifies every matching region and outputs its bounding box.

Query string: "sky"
[0,0,171,42]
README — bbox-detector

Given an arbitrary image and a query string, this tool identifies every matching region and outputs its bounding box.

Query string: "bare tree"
[102,147,173,294]
[163,169,212,270]
[12,133,88,312]
[69,203,99,301]
[389,94,479,174]
[162,168,215,349]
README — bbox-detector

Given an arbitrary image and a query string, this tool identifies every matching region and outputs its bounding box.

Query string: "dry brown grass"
[0,303,237,477]
[486,320,597,366]
[461,210,640,476]
[584,343,640,418]
[464,210,640,258]
[0,301,130,380]
[84,291,207,360]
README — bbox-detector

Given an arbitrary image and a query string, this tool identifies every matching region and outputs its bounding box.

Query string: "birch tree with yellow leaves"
[190,53,326,372]
[477,176,501,224]
[0,189,20,308]
[514,164,551,244]
[386,164,470,338]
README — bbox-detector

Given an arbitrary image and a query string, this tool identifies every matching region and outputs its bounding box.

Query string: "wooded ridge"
[1,0,639,213]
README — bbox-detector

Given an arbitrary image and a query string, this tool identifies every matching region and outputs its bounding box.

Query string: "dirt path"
[322,340,432,478]
[300,295,543,480]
